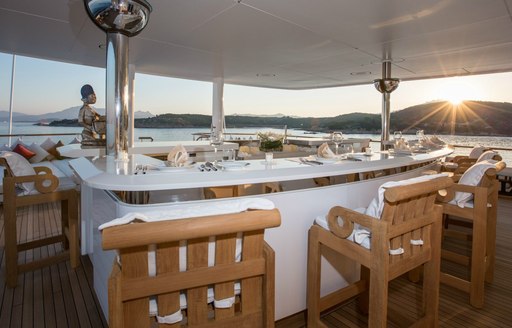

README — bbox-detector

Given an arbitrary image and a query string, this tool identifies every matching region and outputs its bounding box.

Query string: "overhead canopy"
[1,0,512,89]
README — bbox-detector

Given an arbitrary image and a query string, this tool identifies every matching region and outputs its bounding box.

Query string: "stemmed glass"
[416,130,424,140]
[331,132,343,155]
[393,131,402,142]
[210,130,224,163]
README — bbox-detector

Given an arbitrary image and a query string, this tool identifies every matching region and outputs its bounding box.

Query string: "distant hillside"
[47,100,512,136]
[0,106,154,122]
[390,100,512,135]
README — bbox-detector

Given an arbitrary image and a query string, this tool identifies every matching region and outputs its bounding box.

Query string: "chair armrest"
[6,172,60,194]
[450,155,467,163]
[436,183,476,203]
[326,206,377,239]
[34,166,53,175]
[454,157,476,166]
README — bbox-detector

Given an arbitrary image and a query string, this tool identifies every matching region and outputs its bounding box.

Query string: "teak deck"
[1,198,511,327]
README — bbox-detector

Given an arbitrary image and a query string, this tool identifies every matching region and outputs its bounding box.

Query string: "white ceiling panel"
[0,0,511,89]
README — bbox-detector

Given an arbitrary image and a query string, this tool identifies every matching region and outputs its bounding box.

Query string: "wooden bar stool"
[101,203,281,327]
[437,160,505,307]
[1,154,79,288]
[307,175,452,327]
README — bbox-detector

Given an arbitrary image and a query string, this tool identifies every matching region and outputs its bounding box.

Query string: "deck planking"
[0,198,511,327]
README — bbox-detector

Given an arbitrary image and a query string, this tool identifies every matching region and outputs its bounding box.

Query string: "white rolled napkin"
[167,144,189,167]
[394,139,410,150]
[317,142,336,158]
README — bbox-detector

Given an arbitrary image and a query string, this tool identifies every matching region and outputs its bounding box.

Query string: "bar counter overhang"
[69,147,452,321]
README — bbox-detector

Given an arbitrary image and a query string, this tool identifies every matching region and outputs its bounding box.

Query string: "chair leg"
[422,209,441,326]
[61,198,70,250]
[470,190,487,308]
[4,201,18,288]
[68,193,80,269]
[368,267,388,328]
[485,186,499,283]
[263,242,275,328]
[357,266,370,314]
[307,227,323,328]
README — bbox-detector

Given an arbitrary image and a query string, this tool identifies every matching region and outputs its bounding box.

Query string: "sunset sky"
[1,52,511,118]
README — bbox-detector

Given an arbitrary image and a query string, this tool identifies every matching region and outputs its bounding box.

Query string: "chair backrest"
[453,152,502,175]
[326,176,452,274]
[379,176,453,269]
[102,208,281,328]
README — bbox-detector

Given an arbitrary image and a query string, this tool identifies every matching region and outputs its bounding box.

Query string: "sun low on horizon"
[435,77,483,106]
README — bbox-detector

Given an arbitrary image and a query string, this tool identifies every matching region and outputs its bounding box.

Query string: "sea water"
[1,122,511,164]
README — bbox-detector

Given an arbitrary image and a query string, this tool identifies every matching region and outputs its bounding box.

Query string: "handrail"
[0,133,78,138]
[449,144,512,152]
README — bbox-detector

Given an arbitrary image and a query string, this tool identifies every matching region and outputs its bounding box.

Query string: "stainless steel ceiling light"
[84,0,151,36]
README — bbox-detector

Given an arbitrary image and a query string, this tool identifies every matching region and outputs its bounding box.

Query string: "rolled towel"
[317,142,336,158]
[167,144,189,167]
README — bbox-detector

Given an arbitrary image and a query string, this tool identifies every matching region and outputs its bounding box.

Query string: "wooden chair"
[437,160,505,308]
[451,153,502,175]
[307,176,453,327]
[102,208,281,327]
[442,148,500,174]
[1,158,79,288]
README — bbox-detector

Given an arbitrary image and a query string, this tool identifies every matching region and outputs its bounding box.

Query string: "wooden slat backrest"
[156,242,180,328]
[380,177,453,271]
[103,208,280,327]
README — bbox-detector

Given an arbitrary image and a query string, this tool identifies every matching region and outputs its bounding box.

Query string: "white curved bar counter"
[69,147,452,321]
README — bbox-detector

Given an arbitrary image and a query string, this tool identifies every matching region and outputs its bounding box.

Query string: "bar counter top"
[69,147,453,191]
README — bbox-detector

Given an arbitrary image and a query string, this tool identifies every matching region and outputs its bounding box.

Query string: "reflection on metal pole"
[212,77,225,142]
[105,32,129,158]
[373,61,399,150]
[8,55,16,146]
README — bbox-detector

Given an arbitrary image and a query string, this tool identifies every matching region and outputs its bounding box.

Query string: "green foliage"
[48,101,512,136]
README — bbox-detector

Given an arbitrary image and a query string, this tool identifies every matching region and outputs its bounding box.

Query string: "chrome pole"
[106,32,129,158]
[373,61,399,150]
[212,77,225,142]
[8,55,16,146]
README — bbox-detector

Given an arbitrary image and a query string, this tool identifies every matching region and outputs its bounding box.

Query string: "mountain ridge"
[0,106,154,122]
[12,100,512,136]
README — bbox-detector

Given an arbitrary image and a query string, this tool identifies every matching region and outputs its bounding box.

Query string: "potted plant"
[257,131,284,152]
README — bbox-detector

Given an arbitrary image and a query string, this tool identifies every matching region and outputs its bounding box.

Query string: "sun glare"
[436,77,479,106]
[448,94,463,105]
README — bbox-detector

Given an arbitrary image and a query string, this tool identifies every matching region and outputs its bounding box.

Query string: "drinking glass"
[331,132,343,155]
[210,130,224,162]
[416,130,424,140]
[341,144,353,154]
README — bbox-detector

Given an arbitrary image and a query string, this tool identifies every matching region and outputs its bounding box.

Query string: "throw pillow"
[12,143,36,160]
[68,137,81,144]
[10,138,26,150]
[28,142,51,163]
[40,137,56,160]
[0,151,36,194]
[47,140,65,160]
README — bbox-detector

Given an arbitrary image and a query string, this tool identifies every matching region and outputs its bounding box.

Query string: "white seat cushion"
[453,160,496,208]
[0,151,36,194]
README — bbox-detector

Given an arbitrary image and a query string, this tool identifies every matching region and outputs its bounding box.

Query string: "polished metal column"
[84,0,151,159]
[374,61,399,150]
[211,77,225,143]
[105,33,129,157]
